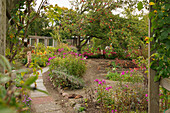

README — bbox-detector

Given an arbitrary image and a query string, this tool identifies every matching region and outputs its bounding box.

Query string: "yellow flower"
[149,2,155,5]
[145,37,149,41]
[10,35,13,39]
[162,11,165,12]
[20,80,24,84]
[154,10,157,13]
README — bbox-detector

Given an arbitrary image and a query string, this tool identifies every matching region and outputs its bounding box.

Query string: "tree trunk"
[0,0,6,73]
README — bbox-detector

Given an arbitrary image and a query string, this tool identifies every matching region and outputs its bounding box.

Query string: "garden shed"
[28,35,56,47]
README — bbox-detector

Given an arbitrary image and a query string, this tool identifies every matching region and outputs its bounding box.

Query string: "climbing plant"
[148,1,169,80]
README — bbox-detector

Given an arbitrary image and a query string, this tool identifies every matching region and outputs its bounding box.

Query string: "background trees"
[59,0,148,53]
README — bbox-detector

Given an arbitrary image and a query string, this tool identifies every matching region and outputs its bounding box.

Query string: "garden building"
[28,35,56,47]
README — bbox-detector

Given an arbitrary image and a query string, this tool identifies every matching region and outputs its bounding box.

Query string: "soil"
[42,59,138,113]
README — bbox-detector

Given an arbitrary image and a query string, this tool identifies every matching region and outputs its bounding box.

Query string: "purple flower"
[28,97,32,101]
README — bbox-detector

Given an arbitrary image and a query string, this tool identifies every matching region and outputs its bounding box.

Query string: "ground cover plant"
[106,69,144,83]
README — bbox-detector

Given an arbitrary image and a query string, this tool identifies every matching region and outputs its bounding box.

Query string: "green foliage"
[147,0,170,80]
[6,0,48,62]
[0,55,36,112]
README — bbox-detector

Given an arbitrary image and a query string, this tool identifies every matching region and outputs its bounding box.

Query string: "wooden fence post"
[0,0,6,73]
[148,1,160,112]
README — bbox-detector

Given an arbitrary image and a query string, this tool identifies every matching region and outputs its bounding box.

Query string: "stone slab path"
[30,67,64,113]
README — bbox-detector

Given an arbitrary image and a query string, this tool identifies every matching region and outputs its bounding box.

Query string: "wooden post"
[0,0,6,73]
[148,1,159,112]
[44,38,47,47]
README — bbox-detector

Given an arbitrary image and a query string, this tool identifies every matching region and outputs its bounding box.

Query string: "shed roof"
[28,35,53,39]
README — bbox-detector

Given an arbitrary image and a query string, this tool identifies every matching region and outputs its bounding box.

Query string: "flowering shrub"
[94,79,115,112]
[94,79,148,112]
[82,47,117,59]
[106,69,144,83]
[48,48,87,89]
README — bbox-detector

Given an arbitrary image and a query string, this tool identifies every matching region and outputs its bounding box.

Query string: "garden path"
[30,67,64,113]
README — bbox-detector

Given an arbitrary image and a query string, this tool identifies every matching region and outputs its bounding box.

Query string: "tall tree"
[6,0,48,62]
[59,0,147,53]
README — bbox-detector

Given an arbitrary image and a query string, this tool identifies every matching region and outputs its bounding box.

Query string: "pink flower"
[126,71,128,74]
[106,87,109,90]
[48,57,52,61]
[108,86,112,89]
[130,74,132,77]
[130,69,134,72]
[145,94,148,97]
[79,54,82,56]
[146,99,148,101]
[94,79,99,82]
[121,71,125,75]
[115,109,117,112]
[102,79,106,84]
[98,81,103,85]
[47,63,50,65]
[63,56,65,58]
[125,85,128,88]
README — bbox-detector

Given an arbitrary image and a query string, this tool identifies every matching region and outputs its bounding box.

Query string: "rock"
[74,95,83,99]
[62,93,69,97]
